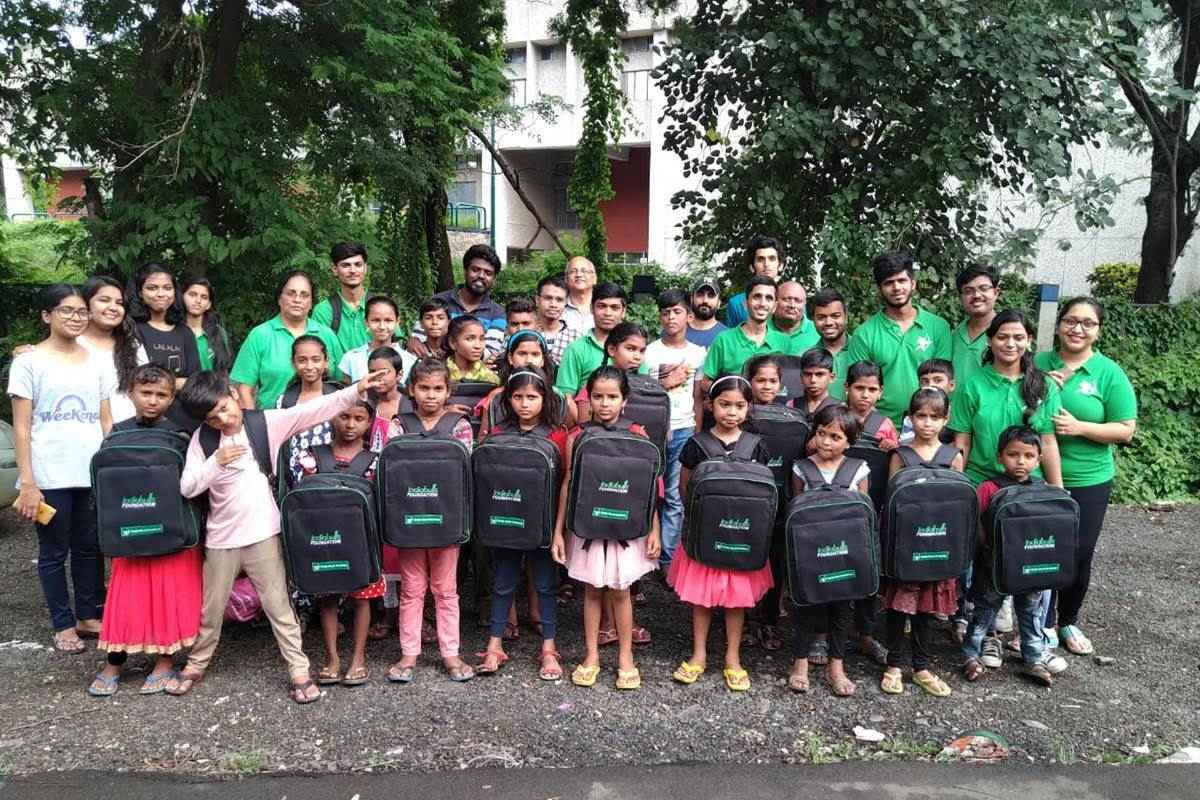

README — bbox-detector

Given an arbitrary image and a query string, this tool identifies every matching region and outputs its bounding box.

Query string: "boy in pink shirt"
[166,369,384,703]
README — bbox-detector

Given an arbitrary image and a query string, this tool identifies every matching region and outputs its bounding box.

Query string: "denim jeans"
[659,427,693,569]
[36,488,104,631]
[489,547,558,641]
[962,578,1047,665]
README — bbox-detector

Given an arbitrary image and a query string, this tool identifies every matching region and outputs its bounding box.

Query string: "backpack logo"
[818,568,857,584]
[1022,563,1060,576]
[120,524,163,539]
[714,541,751,554]
[312,560,350,573]
[489,515,525,528]
[767,456,784,467]
[592,507,630,521]
[598,480,629,494]
[915,523,947,538]
[407,484,439,499]
[912,551,950,562]
[404,514,444,526]
[121,493,157,510]
[310,531,342,546]
[718,517,751,531]
[492,489,522,503]
[816,541,849,558]
[1024,536,1055,550]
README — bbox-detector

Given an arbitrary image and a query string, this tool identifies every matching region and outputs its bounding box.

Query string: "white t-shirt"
[339,342,416,384]
[7,348,113,489]
[78,334,149,425]
[643,339,707,431]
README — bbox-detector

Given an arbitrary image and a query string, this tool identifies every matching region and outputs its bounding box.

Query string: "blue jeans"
[659,427,693,569]
[962,576,1047,665]
[37,488,104,631]
[489,547,557,641]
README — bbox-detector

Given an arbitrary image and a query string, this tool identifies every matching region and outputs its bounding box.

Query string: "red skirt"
[99,548,203,654]
[880,577,959,616]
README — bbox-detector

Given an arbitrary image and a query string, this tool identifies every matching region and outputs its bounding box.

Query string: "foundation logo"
[1024,536,1056,550]
[915,523,947,538]
[489,516,525,528]
[598,480,629,494]
[312,561,350,573]
[492,489,522,502]
[121,493,157,510]
[816,541,849,558]
[592,507,630,521]
[310,531,342,546]
[407,484,439,499]
[714,541,751,554]
[718,517,751,531]
[767,456,784,468]
[915,335,932,352]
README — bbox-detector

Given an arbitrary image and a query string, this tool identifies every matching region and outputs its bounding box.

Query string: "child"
[296,400,385,687]
[338,295,415,383]
[476,367,567,681]
[445,314,499,384]
[551,366,661,690]
[89,364,201,697]
[365,348,406,452]
[746,354,782,407]
[899,359,956,444]
[669,375,774,692]
[418,298,451,360]
[168,367,385,703]
[961,426,1068,686]
[279,335,340,486]
[744,354,787,651]
[385,359,477,684]
[478,330,577,436]
[879,388,962,697]
[797,347,838,418]
[788,404,870,696]
[504,297,537,336]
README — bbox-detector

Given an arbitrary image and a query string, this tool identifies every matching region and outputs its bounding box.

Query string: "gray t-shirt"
[6,348,112,489]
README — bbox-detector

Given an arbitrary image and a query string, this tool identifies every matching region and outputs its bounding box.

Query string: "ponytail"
[983,309,1047,420]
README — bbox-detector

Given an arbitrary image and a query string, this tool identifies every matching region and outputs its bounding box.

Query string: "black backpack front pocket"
[786,495,879,605]
[891,495,976,582]
[96,463,189,558]
[379,439,471,548]
[994,510,1078,594]
[283,486,378,595]
[690,486,775,571]
[474,458,553,549]
[570,454,655,540]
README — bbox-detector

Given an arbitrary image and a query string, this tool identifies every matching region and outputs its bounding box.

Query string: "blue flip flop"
[140,670,176,695]
[87,672,119,698]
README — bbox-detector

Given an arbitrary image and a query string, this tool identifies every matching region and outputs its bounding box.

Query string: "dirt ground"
[0,504,1196,776]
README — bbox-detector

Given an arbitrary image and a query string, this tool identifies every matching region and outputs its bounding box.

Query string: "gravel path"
[0,505,1196,776]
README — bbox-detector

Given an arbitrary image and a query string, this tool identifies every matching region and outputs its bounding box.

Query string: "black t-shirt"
[135,322,201,379]
[112,416,187,434]
[679,432,771,470]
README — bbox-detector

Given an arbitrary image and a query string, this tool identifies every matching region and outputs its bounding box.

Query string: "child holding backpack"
[551,366,661,690]
[89,364,202,697]
[278,335,342,486]
[445,314,499,384]
[669,375,774,692]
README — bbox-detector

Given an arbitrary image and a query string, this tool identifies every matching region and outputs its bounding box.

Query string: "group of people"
[6,234,1137,703]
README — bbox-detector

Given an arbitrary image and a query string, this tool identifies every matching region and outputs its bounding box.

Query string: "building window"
[504,47,526,66]
[509,78,527,107]
[552,162,579,230]
[539,44,560,61]
[621,69,651,101]
[622,36,653,54]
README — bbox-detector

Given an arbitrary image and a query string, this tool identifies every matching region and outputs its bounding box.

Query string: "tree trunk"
[1135,148,1197,303]
[424,186,455,292]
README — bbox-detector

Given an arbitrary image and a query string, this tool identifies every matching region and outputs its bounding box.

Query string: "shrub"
[1087,262,1139,300]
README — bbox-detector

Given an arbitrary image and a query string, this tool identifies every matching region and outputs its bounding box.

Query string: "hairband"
[506,369,545,386]
[507,329,548,352]
[708,375,751,398]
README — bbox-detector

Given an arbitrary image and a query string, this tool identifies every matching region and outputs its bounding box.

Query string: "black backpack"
[682,432,778,571]
[473,425,562,550]
[774,355,805,407]
[784,458,879,605]
[280,446,381,594]
[745,403,810,499]
[377,412,472,548]
[983,477,1080,594]
[847,411,891,513]
[448,380,496,439]
[278,380,342,410]
[883,445,977,581]
[197,410,278,498]
[567,420,661,542]
[623,373,671,464]
[91,427,203,557]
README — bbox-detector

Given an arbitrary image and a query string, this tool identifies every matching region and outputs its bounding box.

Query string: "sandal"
[827,671,856,697]
[503,622,520,642]
[860,637,889,666]
[139,670,176,695]
[316,665,342,685]
[341,666,370,686]
[290,679,321,704]
[475,650,509,675]
[445,660,475,682]
[912,671,952,697]
[759,624,783,652]
[962,658,986,682]
[787,672,810,694]
[53,629,86,654]
[1059,625,1094,655]
[74,620,102,639]
[386,663,415,684]
[631,626,652,645]
[723,667,751,692]
[672,660,705,685]
[87,672,119,698]
[538,650,563,681]
[880,669,904,695]
[808,639,829,666]
[165,668,203,696]
[615,667,642,690]
[597,627,618,647]
[571,663,600,688]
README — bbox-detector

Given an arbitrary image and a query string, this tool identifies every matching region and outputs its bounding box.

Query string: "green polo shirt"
[230,314,345,409]
[845,307,952,424]
[1033,350,1137,488]
[703,324,791,379]
[195,330,214,371]
[767,316,821,356]
[950,319,990,392]
[554,331,650,394]
[948,363,1063,486]
[311,294,370,354]
[828,346,853,400]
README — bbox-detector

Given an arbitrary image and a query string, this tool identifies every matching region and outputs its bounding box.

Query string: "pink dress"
[100,548,203,655]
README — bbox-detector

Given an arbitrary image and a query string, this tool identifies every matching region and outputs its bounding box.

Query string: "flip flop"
[538,650,563,681]
[912,671,952,697]
[723,667,750,692]
[880,670,904,695]
[597,628,618,646]
[827,673,856,697]
[672,660,705,685]
[87,672,119,698]
[53,630,86,654]
[290,679,321,704]
[341,666,370,687]
[165,669,203,696]
[962,658,986,682]
[475,650,509,675]
[571,664,600,688]
[446,662,475,682]
[631,626,652,645]
[386,664,415,684]
[615,668,642,690]
[787,672,810,694]
[316,666,342,686]
[139,670,177,695]
[1059,625,1094,655]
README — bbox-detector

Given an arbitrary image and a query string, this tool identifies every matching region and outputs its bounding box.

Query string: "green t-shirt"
[948,363,1063,486]
[195,329,214,372]
[230,314,345,409]
[950,319,989,393]
[702,324,791,379]
[1033,350,1137,488]
[845,307,952,424]
[553,331,651,395]
[827,346,853,400]
[767,316,821,356]
[311,294,370,354]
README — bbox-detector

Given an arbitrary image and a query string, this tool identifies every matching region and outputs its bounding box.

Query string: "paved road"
[4,764,1197,800]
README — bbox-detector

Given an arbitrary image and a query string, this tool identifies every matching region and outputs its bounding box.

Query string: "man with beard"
[845,251,951,424]
[951,263,1002,390]
[407,244,507,358]
[700,276,788,395]
[809,288,853,400]
[767,280,820,355]
[562,256,598,332]
[724,234,783,327]
[685,277,727,348]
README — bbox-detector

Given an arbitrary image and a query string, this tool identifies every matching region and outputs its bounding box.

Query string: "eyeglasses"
[281,290,312,300]
[1060,317,1099,332]
[54,307,91,320]
[566,268,596,277]
[959,286,996,297]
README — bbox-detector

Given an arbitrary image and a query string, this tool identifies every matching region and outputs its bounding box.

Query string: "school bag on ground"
[745,403,810,499]
[847,411,891,512]
[983,477,1079,594]
[377,412,472,548]
[623,373,671,463]
[784,458,879,605]
[91,427,203,558]
[473,425,562,550]
[683,432,778,570]
[883,445,977,582]
[774,355,804,406]
[568,420,661,542]
[279,446,381,595]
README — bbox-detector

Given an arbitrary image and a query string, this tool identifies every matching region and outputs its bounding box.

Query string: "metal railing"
[446,202,488,231]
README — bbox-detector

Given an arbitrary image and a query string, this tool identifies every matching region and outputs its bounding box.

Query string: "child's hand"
[356,369,390,395]
[645,530,662,561]
[879,438,898,452]
[215,444,248,466]
[550,533,567,565]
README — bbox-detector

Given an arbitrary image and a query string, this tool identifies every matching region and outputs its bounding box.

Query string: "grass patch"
[869,737,943,761]
[794,734,859,765]
[223,751,267,775]
[1093,744,1176,765]
[1050,735,1078,765]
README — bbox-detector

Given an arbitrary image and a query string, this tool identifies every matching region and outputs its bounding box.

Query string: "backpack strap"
[794,458,827,490]
[279,382,301,409]
[895,445,924,469]
[329,292,343,333]
[241,410,274,480]
[930,444,960,469]
[432,412,465,437]
[830,457,865,490]
[311,444,339,474]
[198,425,219,460]
[346,448,377,477]
[730,432,762,461]
[862,411,885,438]
[693,431,728,461]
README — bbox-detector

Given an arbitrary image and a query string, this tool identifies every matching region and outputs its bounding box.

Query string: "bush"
[1088,262,1139,300]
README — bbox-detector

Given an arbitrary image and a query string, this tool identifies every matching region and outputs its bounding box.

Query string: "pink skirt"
[880,578,959,616]
[99,548,203,654]
[565,533,657,590]
[668,547,773,609]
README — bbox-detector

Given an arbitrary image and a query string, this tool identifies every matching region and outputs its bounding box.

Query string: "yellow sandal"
[615,668,641,690]
[723,667,751,692]
[571,663,600,688]
[672,661,705,685]
[912,671,952,697]
[880,669,904,695]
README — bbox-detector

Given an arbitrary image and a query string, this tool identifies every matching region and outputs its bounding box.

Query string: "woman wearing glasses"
[7,285,113,652]
[1035,298,1137,657]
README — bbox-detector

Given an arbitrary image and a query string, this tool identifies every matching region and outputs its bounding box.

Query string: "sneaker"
[1024,661,1053,686]
[1040,652,1068,675]
[994,597,1014,633]
[980,637,1004,669]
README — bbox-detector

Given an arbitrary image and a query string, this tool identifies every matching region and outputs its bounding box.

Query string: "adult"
[79,276,147,424]
[554,282,629,396]
[180,275,232,373]
[311,241,372,354]
[534,274,581,365]
[951,263,1002,390]
[230,270,343,410]
[845,252,951,424]
[562,256,597,332]
[8,285,112,652]
[767,280,820,355]
[701,276,787,396]
[810,288,852,400]
[126,262,201,389]
[724,234,783,328]
[1035,298,1137,656]
[407,244,506,358]
[949,309,1064,487]
[685,276,727,348]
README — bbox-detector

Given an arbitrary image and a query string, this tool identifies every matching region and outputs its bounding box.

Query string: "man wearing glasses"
[766,280,820,355]
[562,256,597,332]
[952,264,1002,390]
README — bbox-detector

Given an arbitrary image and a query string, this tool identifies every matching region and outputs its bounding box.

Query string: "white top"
[561,301,593,333]
[338,342,416,384]
[792,459,871,491]
[643,339,706,431]
[6,348,113,489]
[78,334,149,425]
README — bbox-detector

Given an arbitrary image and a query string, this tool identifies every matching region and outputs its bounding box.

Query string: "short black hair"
[744,354,781,381]
[657,288,689,311]
[330,241,368,264]
[800,347,834,372]
[275,269,315,301]
[178,370,232,420]
[746,275,777,294]
[130,363,176,389]
[505,297,535,318]
[463,243,502,274]
[592,282,628,307]
[365,294,399,318]
[745,234,784,269]
[537,274,567,295]
[846,359,883,387]
[955,262,999,291]
[917,358,954,381]
[419,297,451,317]
[809,287,845,310]
[811,403,861,443]
[871,251,914,285]
[908,387,950,418]
[997,424,1042,454]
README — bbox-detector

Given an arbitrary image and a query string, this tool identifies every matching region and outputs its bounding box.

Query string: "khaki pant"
[187,536,309,679]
